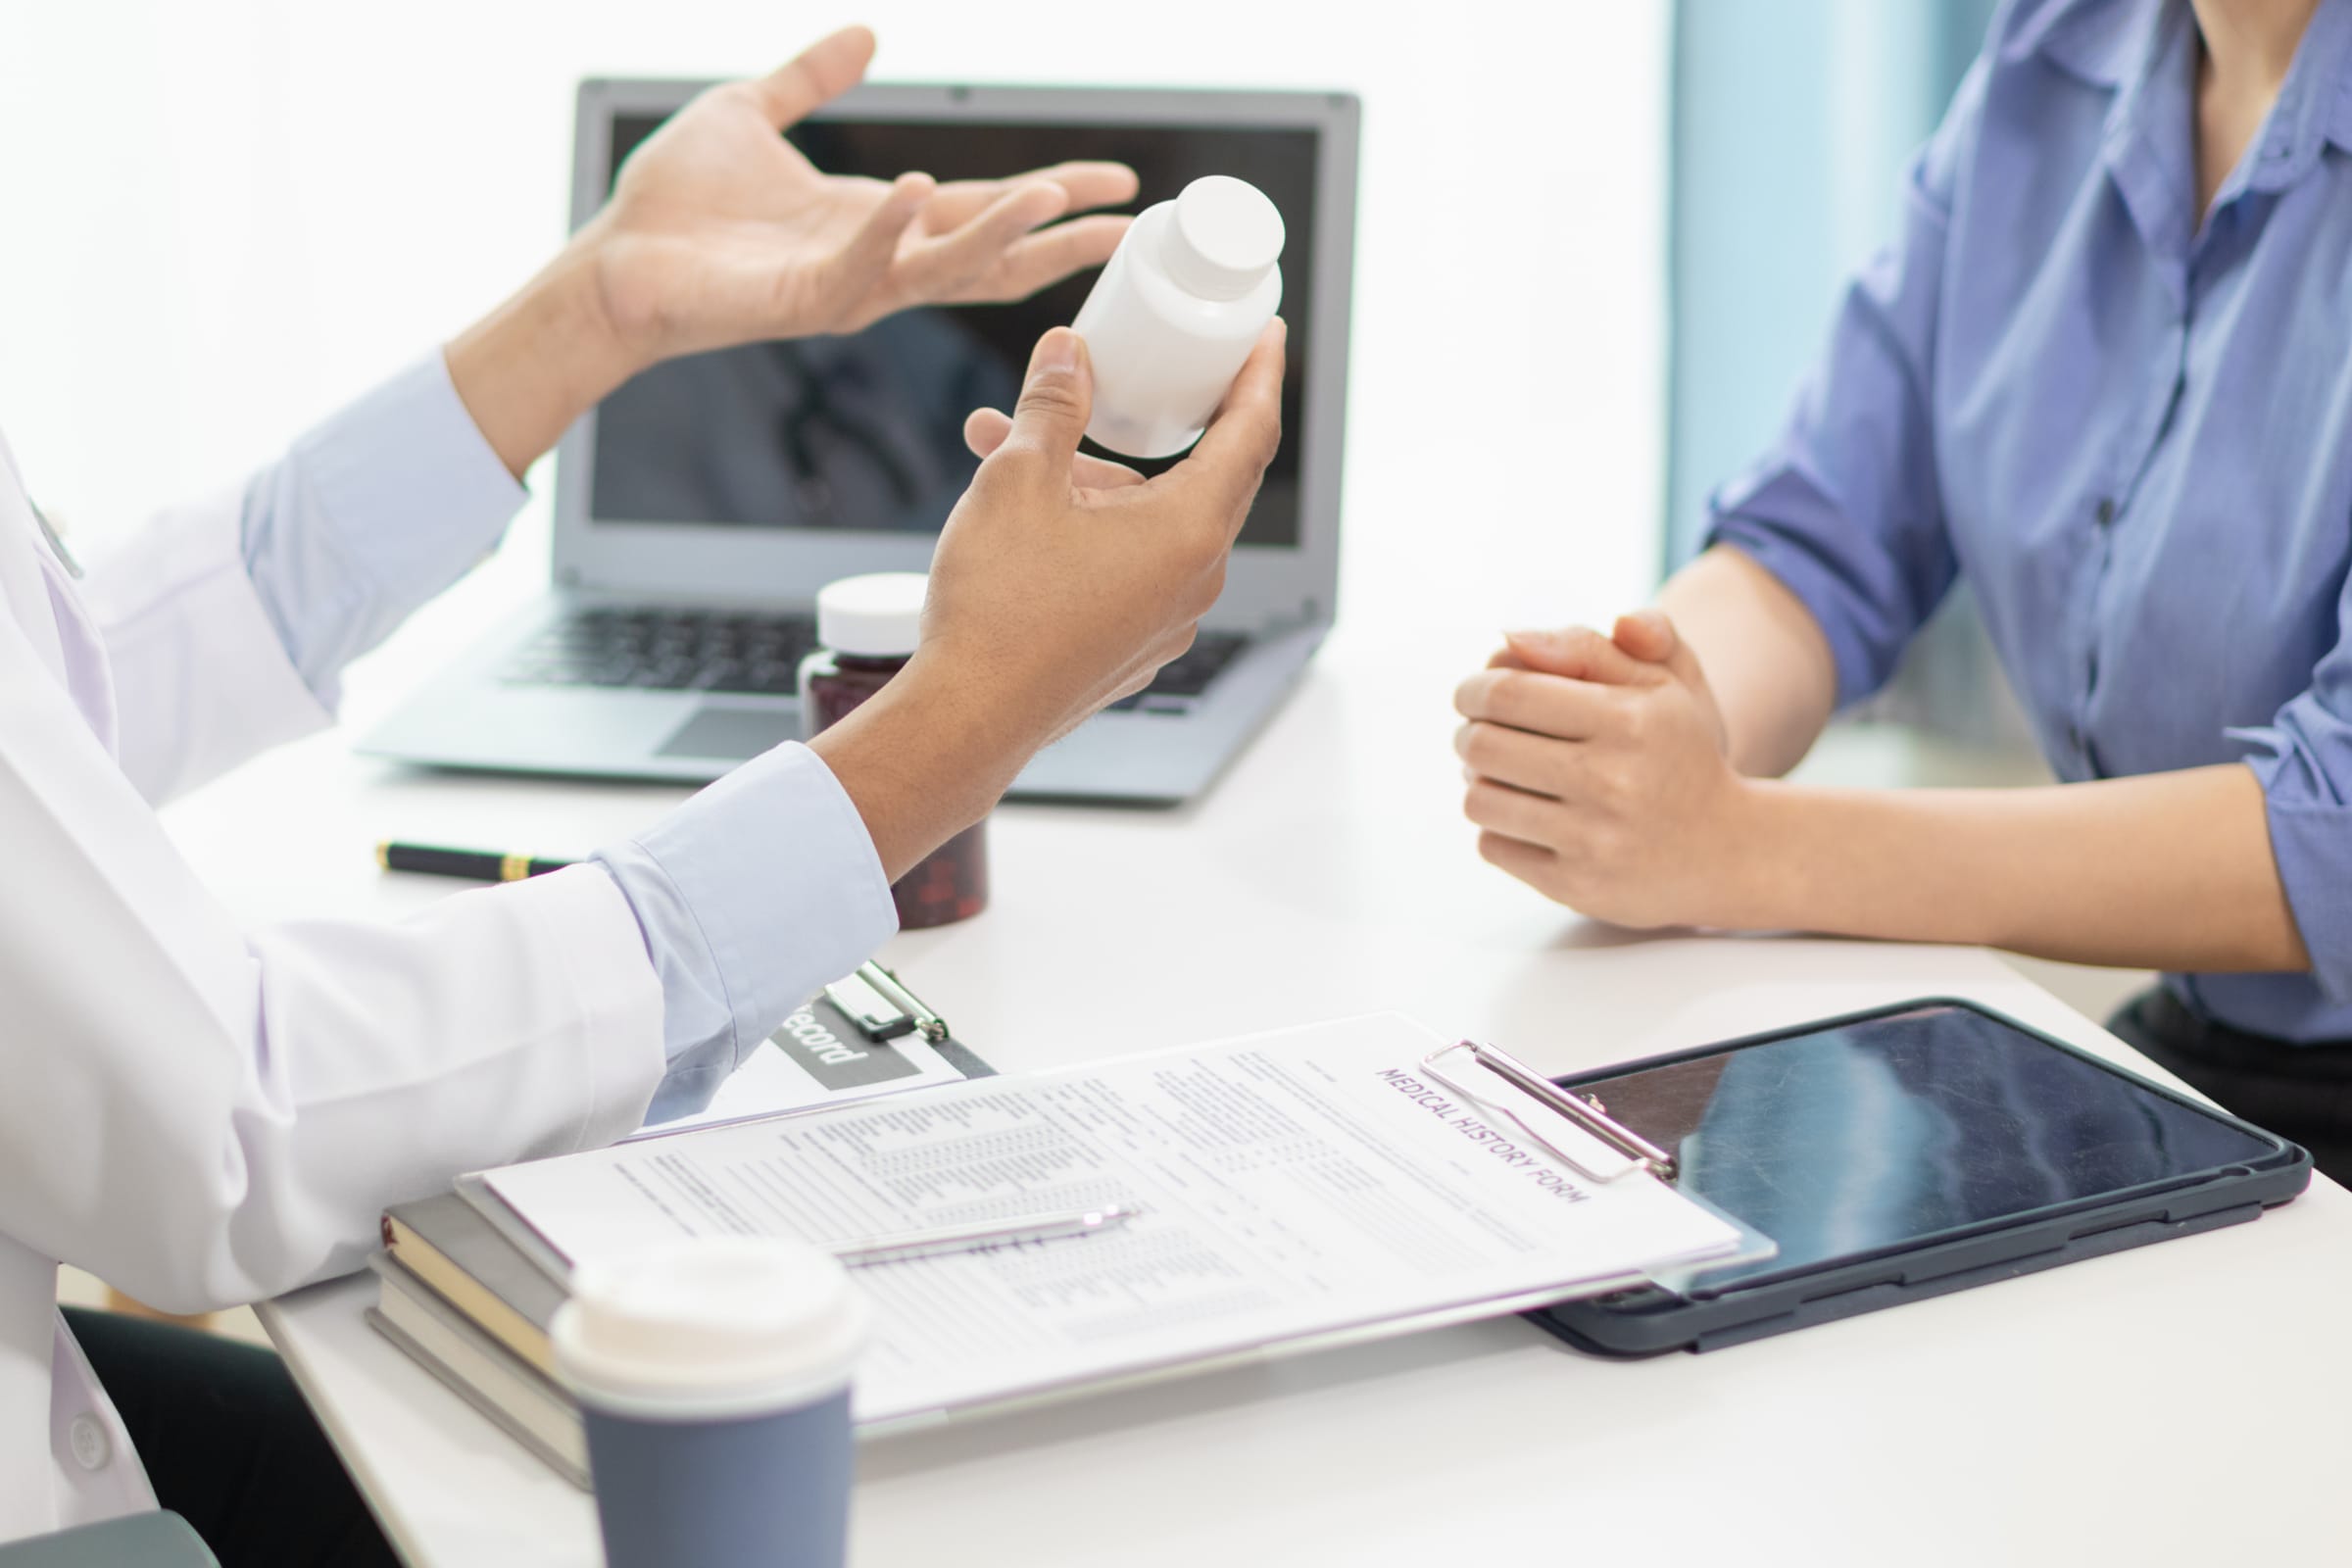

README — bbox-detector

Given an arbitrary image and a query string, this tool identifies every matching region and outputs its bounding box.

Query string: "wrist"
[1709,775,1808,932]
[444,240,647,478]
[806,659,1039,880]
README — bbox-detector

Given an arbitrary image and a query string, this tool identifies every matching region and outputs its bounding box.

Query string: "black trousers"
[2105,988,2352,1184]
[60,1307,398,1568]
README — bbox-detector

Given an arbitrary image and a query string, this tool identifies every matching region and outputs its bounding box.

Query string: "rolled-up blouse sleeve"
[2229,573,2352,1001]
[1702,59,1988,708]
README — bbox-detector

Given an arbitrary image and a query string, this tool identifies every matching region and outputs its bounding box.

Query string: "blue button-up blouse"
[1708,0,2352,1041]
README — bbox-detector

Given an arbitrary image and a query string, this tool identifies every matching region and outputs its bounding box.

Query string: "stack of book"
[370,1192,591,1486]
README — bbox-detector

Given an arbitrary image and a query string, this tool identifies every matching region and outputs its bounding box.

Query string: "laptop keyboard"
[501,607,1250,710]
[1103,631,1250,710]
[500,607,819,694]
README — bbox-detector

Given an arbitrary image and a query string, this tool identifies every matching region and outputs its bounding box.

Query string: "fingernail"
[1034,327,1080,375]
[1502,628,1549,644]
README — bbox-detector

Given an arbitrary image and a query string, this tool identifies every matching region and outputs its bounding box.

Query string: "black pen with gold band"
[375,842,575,882]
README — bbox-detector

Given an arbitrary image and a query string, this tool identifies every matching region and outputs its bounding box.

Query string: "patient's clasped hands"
[1454,612,1757,931]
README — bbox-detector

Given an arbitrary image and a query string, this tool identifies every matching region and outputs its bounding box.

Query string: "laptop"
[361,80,1360,804]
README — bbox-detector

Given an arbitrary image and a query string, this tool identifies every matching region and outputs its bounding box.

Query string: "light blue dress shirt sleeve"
[594,742,900,1123]
[238,354,526,708]
[232,352,900,1116]
[1702,57,1988,709]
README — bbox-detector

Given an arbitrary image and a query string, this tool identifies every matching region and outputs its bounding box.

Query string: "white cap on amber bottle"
[814,571,927,659]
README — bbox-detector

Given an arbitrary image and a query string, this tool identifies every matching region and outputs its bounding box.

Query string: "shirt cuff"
[241,352,527,705]
[592,744,900,1122]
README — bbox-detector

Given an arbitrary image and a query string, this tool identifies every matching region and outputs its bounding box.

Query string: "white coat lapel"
[0,435,72,690]
[0,433,115,753]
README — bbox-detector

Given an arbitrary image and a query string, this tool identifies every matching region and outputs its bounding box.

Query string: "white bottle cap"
[814,571,928,659]
[1161,175,1285,303]
[551,1237,871,1421]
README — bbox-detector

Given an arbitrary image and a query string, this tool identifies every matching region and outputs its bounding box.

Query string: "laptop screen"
[589,112,1319,552]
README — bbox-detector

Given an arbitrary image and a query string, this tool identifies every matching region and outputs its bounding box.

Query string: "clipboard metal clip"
[1420,1039,1677,1186]
[821,962,950,1045]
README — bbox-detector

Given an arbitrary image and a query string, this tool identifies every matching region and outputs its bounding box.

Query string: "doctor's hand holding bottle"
[437,22,1286,886]
[823,318,1285,878]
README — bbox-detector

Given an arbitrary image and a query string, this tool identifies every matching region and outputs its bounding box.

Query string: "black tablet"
[1532,997,2312,1357]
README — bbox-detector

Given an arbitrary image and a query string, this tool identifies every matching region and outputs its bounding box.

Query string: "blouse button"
[68,1413,111,1471]
[2094,498,2116,527]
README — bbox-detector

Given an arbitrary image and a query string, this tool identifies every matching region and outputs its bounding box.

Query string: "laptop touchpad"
[657,705,803,761]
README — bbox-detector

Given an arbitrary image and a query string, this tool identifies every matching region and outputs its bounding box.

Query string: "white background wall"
[0,0,1673,649]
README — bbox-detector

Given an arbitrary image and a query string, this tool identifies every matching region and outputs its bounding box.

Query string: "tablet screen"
[1573,1003,2280,1291]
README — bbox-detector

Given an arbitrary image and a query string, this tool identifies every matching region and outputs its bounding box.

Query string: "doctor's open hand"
[580,26,1137,355]
[445,25,1137,477]
[808,321,1285,879]
[1452,611,1763,931]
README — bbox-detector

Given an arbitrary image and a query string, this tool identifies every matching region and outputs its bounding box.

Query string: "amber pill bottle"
[799,572,988,929]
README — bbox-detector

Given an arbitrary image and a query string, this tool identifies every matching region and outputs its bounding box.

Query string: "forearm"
[443,243,640,479]
[1655,550,1835,780]
[1728,763,2310,972]
[1659,547,1839,778]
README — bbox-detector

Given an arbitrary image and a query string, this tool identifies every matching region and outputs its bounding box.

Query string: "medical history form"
[475,1015,1747,1427]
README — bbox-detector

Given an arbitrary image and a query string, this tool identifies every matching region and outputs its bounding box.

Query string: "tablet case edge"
[1527,995,2313,1357]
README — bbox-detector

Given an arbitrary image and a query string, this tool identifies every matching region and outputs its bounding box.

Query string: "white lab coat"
[0,428,669,1541]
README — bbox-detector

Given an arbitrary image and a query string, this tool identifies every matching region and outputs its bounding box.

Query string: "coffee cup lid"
[552,1237,871,1421]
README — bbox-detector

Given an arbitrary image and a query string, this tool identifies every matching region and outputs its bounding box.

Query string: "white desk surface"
[165,569,2352,1566]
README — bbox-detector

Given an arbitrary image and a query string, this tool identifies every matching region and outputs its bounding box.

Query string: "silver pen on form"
[829,1203,1138,1268]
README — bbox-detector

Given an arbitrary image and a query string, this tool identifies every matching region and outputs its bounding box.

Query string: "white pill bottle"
[1070,174,1285,461]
